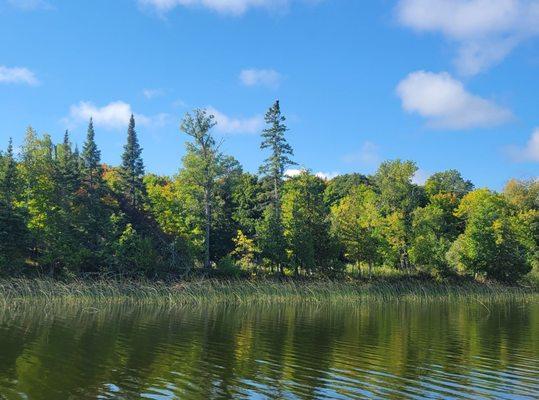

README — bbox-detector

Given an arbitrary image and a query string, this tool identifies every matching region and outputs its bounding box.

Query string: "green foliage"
[120,115,145,208]
[259,100,296,205]
[425,170,473,199]
[0,105,537,285]
[447,190,532,283]
[409,204,453,276]
[231,230,259,272]
[282,172,339,275]
[331,185,385,274]
[109,223,160,277]
[324,173,371,207]
[256,204,287,272]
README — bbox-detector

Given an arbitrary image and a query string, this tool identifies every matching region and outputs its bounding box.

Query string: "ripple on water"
[0,300,537,399]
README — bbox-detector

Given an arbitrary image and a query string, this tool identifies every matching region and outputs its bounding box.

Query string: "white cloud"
[315,171,340,180]
[0,65,39,85]
[396,71,512,129]
[138,0,291,15]
[285,169,340,180]
[207,106,263,134]
[285,168,304,178]
[342,141,380,165]
[508,128,539,162]
[143,88,165,99]
[397,0,539,75]
[239,69,282,88]
[65,101,169,130]
[412,168,431,185]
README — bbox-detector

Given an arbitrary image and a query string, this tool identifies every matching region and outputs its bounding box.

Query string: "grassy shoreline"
[0,277,536,306]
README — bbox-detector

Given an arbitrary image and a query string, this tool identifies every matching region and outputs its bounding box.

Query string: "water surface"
[0,300,537,399]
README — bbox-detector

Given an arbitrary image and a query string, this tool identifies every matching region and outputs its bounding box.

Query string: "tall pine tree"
[120,114,145,209]
[257,100,296,274]
[259,100,296,208]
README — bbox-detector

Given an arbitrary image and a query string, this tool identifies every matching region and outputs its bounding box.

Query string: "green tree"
[282,172,336,275]
[180,109,224,271]
[231,173,263,237]
[425,170,474,199]
[331,185,384,275]
[120,115,145,209]
[231,230,259,272]
[374,160,426,268]
[81,118,103,193]
[0,138,29,273]
[409,204,453,276]
[79,120,110,270]
[447,189,531,282]
[324,173,371,207]
[258,100,296,273]
[259,100,296,208]
[0,138,18,204]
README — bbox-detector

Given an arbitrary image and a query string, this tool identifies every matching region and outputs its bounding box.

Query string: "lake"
[0,300,537,399]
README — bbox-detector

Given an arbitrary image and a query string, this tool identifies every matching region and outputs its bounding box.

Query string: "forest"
[0,101,537,284]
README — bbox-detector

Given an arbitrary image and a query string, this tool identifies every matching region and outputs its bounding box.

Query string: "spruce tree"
[81,118,102,191]
[0,138,18,204]
[57,130,80,196]
[120,114,145,208]
[0,140,28,272]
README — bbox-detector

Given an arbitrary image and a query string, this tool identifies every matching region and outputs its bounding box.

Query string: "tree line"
[0,101,537,283]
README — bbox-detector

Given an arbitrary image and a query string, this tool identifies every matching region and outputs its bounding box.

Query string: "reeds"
[0,277,535,307]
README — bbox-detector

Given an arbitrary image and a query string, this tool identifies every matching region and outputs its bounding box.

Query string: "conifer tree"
[257,100,296,274]
[81,118,102,191]
[0,138,18,204]
[57,130,80,196]
[120,114,145,208]
[259,100,296,208]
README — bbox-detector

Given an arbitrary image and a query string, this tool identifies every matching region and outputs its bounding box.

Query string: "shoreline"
[0,278,536,306]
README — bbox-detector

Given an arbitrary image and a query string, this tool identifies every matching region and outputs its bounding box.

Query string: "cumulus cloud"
[507,128,539,162]
[65,101,169,130]
[239,69,282,88]
[396,71,512,129]
[342,141,381,165]
[0,65,39,85]
[207,106,263,134]
[138,0,291,15]
[397,0,539,75]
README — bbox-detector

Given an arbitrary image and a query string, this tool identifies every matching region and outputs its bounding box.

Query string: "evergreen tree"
[120,114,145,208]
[259,100,296,208]
[258,100,296,274]
[56,131,80,197]
[81,118,102,192]
[0,138,18,204]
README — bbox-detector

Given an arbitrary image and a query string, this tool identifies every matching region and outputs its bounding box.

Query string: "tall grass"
[0,278,535,306]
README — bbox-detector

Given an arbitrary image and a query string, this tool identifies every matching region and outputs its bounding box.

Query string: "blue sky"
[0,0,538,189]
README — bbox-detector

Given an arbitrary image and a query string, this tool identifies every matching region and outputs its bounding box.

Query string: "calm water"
[0,300,537,399]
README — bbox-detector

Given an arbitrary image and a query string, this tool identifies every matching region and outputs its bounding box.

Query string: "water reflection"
[0,300,537,399]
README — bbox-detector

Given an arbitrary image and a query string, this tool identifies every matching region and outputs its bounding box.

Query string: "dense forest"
[0,101,537,283]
